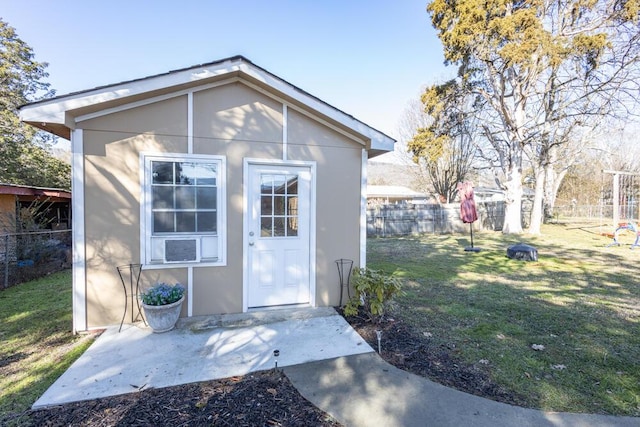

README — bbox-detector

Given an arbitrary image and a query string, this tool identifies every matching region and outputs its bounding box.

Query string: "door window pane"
[261,217,272,237]
[272,175,287,194]
[261,175,274,194]
[261,196,273,215]
[287,219,298,236]
[259,173,299,238]
[274,195,286,215]
[286,175,298,194]
[273,217,285,237]
[288,195,298,236]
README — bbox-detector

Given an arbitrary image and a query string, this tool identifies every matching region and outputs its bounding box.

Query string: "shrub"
[343,267,402,320]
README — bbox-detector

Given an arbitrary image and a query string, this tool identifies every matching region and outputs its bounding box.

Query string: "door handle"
[249,242,255,246]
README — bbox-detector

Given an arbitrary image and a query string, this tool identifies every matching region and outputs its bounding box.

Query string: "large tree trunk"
[543,165,568,221]
[528,167,545,234]
[503,167,523,233]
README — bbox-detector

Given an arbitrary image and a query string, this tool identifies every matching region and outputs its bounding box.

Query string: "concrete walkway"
[284,353,639,427]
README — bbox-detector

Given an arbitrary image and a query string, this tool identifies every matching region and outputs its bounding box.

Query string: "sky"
[1,0,454,157]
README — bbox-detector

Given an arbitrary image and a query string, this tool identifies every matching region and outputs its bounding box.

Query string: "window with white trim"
[142,154,225,265]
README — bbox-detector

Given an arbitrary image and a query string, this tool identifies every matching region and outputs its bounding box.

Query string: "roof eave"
[0,183,71,198]
[367,134,395,158]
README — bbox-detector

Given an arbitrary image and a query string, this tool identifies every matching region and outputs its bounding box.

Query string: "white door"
[247,164,311,308]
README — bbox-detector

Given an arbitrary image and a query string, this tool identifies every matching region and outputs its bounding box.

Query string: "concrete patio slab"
[33,307,372,409]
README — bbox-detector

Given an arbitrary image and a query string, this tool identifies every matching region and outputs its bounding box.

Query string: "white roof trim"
[20,61,242,125]
[19,56,395,152]
[74,78,238,123]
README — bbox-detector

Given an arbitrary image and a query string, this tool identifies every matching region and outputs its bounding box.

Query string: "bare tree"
[394,96,433,193]
[556,121,640,208]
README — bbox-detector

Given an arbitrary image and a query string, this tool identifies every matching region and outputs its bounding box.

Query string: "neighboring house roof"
[473,186,534,200]
[473,187,504,198]
[0,183,71,199]
[367,185,427,199]
[19,55,395,158]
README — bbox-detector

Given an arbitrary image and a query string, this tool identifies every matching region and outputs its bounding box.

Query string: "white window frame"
[140,152,226,268]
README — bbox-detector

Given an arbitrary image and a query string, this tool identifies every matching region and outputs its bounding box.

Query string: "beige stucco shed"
[19,56,395,332]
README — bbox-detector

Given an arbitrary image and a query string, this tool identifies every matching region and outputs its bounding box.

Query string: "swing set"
[603,170,640,248]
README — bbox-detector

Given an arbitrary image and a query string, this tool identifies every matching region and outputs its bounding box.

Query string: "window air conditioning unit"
[164,239,199,263]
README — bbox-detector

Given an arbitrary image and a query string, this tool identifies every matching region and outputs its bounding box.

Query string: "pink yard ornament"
[457,182,481,252]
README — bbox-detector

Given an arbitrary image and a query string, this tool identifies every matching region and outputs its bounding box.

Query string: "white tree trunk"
[528,168,545,234]
[503,167,523,234]
[544,165,568,220]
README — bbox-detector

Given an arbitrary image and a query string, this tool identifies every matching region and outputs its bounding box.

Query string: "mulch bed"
[13,309,527,426]
[342,309,528,408]
[20,370,340,427]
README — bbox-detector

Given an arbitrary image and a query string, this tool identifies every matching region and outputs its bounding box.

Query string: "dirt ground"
[14,310,525,426]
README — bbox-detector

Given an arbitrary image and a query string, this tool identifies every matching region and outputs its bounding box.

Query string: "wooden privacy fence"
[367,201,509,237]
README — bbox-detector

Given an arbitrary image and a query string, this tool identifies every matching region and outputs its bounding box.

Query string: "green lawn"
[0,270,94,426]
[368,222,640,416]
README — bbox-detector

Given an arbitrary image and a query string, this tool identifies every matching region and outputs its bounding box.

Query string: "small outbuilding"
[19,56,395,332]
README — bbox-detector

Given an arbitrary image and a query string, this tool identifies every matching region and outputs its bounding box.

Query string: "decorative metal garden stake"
[273,349,280,370]
[375,330,382,354]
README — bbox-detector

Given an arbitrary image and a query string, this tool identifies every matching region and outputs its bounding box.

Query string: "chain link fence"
[550,204,636,226]
[0,229,72,289]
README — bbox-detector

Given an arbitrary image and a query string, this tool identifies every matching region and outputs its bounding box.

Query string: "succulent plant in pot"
[140,282,185,333]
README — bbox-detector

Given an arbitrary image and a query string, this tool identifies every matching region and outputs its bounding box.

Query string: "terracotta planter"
[142,296,184,333]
